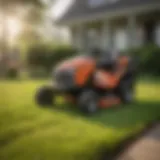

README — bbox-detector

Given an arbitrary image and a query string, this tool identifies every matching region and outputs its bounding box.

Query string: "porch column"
[101,21,112,51]
[127,15,137,48]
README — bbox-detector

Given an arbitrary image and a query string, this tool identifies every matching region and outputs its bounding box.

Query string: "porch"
[69,11,160,51]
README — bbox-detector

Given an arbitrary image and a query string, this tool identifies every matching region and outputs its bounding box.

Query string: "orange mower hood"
[55,56,95,71]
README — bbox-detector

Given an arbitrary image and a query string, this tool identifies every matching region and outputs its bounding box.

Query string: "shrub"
[27,43,77,73]
[45,45,77,70]
[125,44,160,76]
[6,68,19,79]
[27,43,160,77]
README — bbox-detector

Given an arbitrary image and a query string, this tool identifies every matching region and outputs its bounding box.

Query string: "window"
[88,0,119,8]
[114,28,128,50]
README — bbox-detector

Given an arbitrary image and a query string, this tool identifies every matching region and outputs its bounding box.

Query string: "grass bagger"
[35,50,137,114]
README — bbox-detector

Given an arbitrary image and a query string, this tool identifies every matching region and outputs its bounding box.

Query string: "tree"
[15,0,56,53]
[0,0,44,76]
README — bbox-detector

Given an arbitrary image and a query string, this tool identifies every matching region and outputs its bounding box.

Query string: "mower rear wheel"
[35,86,55,107]
[78,90,99,114]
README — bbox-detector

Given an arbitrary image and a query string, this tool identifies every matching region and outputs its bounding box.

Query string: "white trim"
[88,0,119,8]
[57,3,160,25]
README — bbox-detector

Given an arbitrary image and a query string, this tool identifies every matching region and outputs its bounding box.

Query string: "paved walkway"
[117,124,160,160]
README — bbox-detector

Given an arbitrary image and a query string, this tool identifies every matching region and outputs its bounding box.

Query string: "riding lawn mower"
[35,50,137,114]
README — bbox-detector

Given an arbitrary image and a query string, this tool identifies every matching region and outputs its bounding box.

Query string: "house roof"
[56,0,160,25]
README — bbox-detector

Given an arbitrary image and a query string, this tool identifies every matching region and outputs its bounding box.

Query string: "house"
[56,0,160,51]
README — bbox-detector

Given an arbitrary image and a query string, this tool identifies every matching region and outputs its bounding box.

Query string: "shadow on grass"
[50,100,160,129]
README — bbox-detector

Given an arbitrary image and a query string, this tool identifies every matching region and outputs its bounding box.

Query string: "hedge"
[27,43,78,72]
[27,43,160,76]
[125,44,160,76]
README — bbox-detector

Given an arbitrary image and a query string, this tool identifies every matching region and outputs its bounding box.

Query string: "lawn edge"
[100,120,160,160]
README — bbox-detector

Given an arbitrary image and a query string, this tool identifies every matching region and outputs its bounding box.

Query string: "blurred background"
[0,0,160,79]
[0,1,160,160]
[0,0,72,79]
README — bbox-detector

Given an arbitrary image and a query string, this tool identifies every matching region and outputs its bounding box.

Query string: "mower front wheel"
[78,90,99,114]
[35,85,55,107]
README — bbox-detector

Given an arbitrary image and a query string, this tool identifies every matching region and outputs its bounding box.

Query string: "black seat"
[96,51,117,72]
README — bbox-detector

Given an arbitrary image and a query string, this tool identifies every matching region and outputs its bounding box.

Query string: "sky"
[51,0,73,19]
[38,0,73,42]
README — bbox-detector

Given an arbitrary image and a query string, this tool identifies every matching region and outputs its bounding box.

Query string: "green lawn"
[0,80,160,160]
